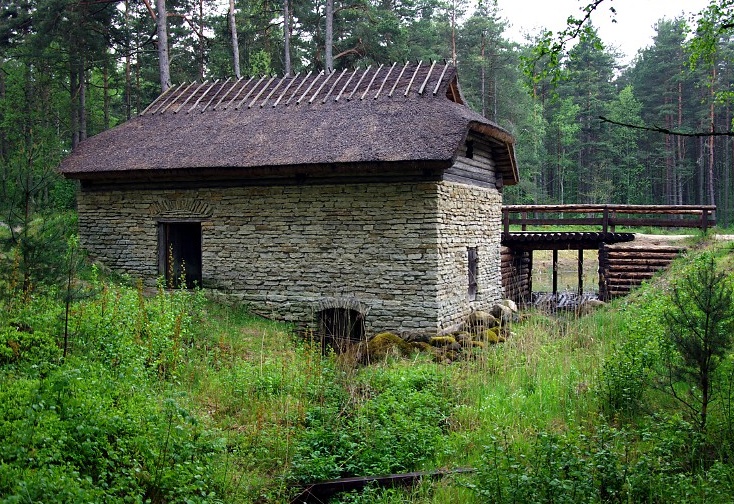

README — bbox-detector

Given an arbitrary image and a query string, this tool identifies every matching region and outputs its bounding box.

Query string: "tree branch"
[599,115,734,137]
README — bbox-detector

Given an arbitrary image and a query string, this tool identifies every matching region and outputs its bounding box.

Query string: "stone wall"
[78,172,503,335]
[79,182,442,334]
[435,180,503,332]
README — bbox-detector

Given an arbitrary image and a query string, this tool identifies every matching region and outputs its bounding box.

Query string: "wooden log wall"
[501,246,531,304]
[599,244,684,300]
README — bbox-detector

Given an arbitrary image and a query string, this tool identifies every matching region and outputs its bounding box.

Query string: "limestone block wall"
[78,182,446,334]
[435,181,503,332]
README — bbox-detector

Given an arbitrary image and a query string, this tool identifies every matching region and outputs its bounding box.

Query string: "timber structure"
[501,204,716,304]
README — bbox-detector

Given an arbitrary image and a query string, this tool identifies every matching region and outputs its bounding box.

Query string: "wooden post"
[610,210,616,233]
[598,244,608,301]
[503,208,510,234]
[528,250,533,303]
[577,249,583,295]
[521,211,527,231]
[552,249,558,296]
[702,208,709,234]
[602,206,609,234]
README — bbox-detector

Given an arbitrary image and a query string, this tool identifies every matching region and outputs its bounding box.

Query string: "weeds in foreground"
[3,244,734,502]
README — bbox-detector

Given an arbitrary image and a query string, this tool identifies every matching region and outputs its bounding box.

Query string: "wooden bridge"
[500,204,716,305]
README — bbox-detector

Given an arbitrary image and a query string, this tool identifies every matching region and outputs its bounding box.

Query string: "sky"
[495,0,710,64]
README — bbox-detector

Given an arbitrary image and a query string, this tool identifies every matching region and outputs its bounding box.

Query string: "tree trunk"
[229,0,241,78]
[125,0,132,120]
[0,56,7,201]
[103,57,110,130]
[325,0,333,71]
[480,31,486,118]
[450,0,457,63]
[283,0,291,76]
[79,64,87,142]
[708,66,717,213]
[156,0,171,92]
[197,0,205,81]
[70,60,79,150]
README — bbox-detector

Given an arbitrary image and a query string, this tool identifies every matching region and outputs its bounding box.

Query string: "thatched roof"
[59,62,518,185]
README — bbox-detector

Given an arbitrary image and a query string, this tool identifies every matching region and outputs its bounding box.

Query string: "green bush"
[289,364,452,484]
[0,360,222,503]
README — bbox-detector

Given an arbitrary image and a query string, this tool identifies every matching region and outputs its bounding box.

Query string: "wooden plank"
[504,204,716,213]
[290,468,475,504]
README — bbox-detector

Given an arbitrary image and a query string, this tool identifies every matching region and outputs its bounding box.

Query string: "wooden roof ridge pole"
[175,80,208,113]
[260,75,287,108]
[286,70,312,105]
[389,62,410,97]
[418,60,437,95]
[404,61,422,96]
[322,68,348,103]
[309,70,336,104]
[374,62,397,99]
[247,76,275,108]
[433,61,450,95]
[335,68,359,101]
[273,73,300,107]
[296,71,324,104]
[187,79,218,113]
[221,77,253,110]
[160,82,196,114]
[235,75,266,110]
[347,65,371,101]
[214,76,246,110]
[359,64,383,100]
[141,83,177,115]
[201,77,230,112]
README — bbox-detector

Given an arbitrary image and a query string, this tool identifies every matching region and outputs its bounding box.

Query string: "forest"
[3,0,734,227]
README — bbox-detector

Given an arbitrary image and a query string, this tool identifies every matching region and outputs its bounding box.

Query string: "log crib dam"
[500,205,716,306]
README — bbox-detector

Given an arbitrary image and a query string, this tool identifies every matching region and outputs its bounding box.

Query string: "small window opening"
[318,308,365,353]
[465,140,474,159]
[158,222,202,288]
[468,247,479,301]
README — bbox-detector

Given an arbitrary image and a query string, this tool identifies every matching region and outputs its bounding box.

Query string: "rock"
[490,303,515,324]
[468,310,499,328]
[499,299,518,312]
[453,331,473,345]
[429,336,462,352]
[576,299,606,316]
[403,332,432,344]
[363,332,413,362]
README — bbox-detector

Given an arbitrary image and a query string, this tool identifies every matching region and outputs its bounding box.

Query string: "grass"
[2,239,734,502]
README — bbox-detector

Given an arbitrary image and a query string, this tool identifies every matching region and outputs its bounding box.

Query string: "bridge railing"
[502,204,717,235]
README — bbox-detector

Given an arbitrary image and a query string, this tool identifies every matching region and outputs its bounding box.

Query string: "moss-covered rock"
[410,341,433,352]
[429,335,462,351]
[452,331,473,346]
[363,332,413,361]
[467,311,500,329]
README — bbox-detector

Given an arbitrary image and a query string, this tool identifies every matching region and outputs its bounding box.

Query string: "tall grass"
[3,240,734,502]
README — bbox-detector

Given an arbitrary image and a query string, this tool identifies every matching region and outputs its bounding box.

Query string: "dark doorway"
[318,308,365,353]
[159,222,202,288]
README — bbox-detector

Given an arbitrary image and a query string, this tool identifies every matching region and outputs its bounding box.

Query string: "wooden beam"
[577,249,583,295]
[552,249,558,295]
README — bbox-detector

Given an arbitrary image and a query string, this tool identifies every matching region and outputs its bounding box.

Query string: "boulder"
[577,299,606,316]
[363,332,413,362]
[468,310,499,328]
[490,303,515,324]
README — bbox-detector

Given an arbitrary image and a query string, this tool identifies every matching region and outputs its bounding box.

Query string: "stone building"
[59,62,518,338]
